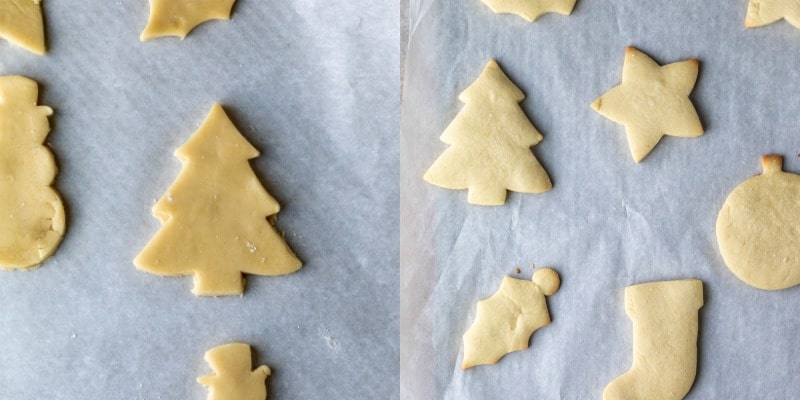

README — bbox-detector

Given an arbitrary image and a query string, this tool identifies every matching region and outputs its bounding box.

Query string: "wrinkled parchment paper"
[401,0,800,398]
[0,1,399,398]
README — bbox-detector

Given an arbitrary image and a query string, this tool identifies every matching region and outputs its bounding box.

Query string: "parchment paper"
[0,1,399,399]
[401,0,800,398]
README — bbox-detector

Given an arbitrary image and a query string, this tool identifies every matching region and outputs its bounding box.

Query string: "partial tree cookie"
[462,268,560,369]
[479,0,577,22]
[424,59,552,206]
[0,0,46,55]
[591,47,704,163]
[134,103,301,296]
[716,155,800,290]
[198,343,271,400]
[0,76,64,270]
[604,279,703,400]
[141,0,238,41]
[745,0,800,29]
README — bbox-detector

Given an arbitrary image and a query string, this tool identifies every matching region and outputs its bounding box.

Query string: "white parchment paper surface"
[402,0,800,398]
[0,1,399,399]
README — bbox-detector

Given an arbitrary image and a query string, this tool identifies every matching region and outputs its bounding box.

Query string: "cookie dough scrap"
[716,155,800,290]
[134,103,301,296]
[198,343,271,400]
[480,0,577,22]
[591,47,704,163]
[462,268,560,369]
[424,59,552,206]
[0,0,46,55]
[746,0,800,29]
[604,279,703,400]
[141,0,238,41]
[0,76,64,270]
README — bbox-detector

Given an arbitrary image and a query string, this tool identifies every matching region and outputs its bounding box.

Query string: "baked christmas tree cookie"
[479,0,577,22]
[462,268,560,369]
[591,47,704,163]
[198,343,271,400]
[141,0,238,41]
[716,155,800,290]
[0,0,46,55]
[424,59,552,206]
[134,104,301,296]
[604,279,703,400]
[0,76,64,270]
[745,0,800,29]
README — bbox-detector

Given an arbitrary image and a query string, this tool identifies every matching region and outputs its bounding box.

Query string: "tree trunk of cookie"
[603,279,703,400]
[762,155,783,174]
[467,186,507,206]
[193,270,245,296]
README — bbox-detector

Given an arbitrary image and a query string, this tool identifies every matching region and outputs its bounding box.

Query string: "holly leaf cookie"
[462,268,560,369]
[591,47,704,163]
[479,0,578,22]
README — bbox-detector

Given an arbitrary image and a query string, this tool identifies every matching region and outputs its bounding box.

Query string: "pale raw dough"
[141,0,238,41]
[462,268,560,369]
[591,47,704,163]
[198,343,271,400]
[134,103,301,296]
[746,0,800,29]
[604,279,703,400]
[0,76,64,270]
[0,0,46,55]
[480,0,577,22]
[424,59,552,206]
[716,155,800,290]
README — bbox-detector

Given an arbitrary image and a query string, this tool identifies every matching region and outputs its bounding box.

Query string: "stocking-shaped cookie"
[604,279,703,400]
[462,268,560,369]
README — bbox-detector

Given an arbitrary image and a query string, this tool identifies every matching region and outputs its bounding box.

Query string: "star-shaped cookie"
[480,0,577,22]
[745,0,800,29]
[591,47,704,163]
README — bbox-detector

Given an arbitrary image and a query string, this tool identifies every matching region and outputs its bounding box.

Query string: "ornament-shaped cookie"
[462,268,560,369]
[0,0,46,55]
[591,47,704,162]
[141,0,238,41]
[198,343,271,400]
[424,59,552,206]
[0,76,64,270]
[479,0,577,22]
[716,155,800,290]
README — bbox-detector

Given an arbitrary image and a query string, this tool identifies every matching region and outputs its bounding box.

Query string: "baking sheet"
[0,1,399,398]
[401,0,800,398]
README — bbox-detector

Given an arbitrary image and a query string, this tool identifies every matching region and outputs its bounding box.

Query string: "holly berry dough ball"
[716,155,800,290]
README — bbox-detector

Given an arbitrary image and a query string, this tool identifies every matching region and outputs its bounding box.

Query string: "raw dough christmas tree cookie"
[462,268,560,369]
[0,76,64,270]
[604,279,703,400]
[716,155,800,290]
[198,343,271,400]
[134,103,301,296]
[480,0,577,22]
[745,0,800,29]
[424,59,552,206]
[141,0,238,41]
[591,47,704,163]
[0,0,46,55]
